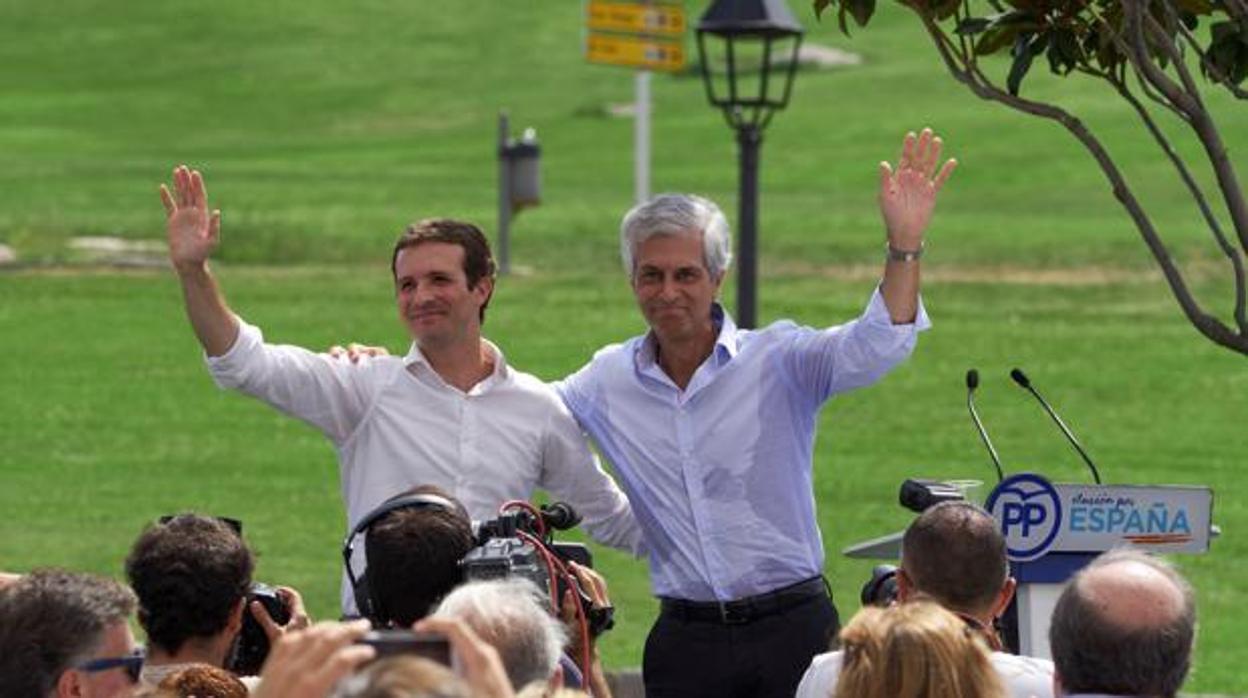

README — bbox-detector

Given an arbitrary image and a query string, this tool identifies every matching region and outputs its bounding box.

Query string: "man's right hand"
[160,164,221,273]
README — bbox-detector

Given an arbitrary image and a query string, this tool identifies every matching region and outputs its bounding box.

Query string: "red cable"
[516,530,595,696]
[499,499,547,537]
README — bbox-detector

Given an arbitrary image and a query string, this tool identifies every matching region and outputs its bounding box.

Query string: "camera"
[462,501,614,637]
[229,582,291,676]
[356,629,451,665]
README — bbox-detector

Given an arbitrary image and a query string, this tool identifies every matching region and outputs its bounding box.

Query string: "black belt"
[660,577,828,625]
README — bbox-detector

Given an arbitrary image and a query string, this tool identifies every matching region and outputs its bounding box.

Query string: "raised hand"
[160,165,221,272]
[878,128,957,250]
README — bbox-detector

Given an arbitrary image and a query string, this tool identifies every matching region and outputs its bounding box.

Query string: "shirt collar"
[403,338,509,390]
[635,302,739,371]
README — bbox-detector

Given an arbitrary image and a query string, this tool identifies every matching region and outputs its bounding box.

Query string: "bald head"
[1050,550,1195,697]
[1079,556,1187,630]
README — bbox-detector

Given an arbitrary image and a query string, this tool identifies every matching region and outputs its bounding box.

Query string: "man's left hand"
[878,127,957,249]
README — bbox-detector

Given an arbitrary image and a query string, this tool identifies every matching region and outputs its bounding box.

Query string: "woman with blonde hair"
[834,601,1006,698]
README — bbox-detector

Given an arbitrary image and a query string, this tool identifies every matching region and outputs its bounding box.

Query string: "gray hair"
[1049,549,1196,698]
[0,569,137,697]
[433,579,567,691]
[619,193,733,278]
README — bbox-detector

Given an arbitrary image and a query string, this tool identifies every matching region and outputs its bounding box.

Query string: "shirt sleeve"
[537,392,645,557]
[784,285,931,404]
[204,317,378,444]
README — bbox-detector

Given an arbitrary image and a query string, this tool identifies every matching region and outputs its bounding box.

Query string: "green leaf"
[956,17,993,34]
[934,0,962,20]
[1046,28,1082,73]
[1174,0,1215,16]
[1008,32,1038,95]
[837,4,853,34]
[813,0,836,20]
[847,0,877,28]
[974,12,1041,55]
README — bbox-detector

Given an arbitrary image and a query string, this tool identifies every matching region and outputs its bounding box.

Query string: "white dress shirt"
[207,317,642,611]
[796,648,1056,698]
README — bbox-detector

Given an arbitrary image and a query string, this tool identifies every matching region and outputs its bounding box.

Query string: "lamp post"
[696,0,803,329]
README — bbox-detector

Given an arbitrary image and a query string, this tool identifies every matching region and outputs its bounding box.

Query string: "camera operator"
[356,486,476,628]
[796,501,1054,698]
[125,513,309,685]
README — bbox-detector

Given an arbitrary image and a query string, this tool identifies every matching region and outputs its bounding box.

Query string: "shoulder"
[990,652,1056,697]
[795,651,843,698]
[566,337,642,382]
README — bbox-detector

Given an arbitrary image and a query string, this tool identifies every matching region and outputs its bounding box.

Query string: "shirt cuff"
[862,284,932,332]
[204,316,261,389]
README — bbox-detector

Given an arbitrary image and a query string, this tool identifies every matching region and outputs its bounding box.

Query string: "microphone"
[1009,368,1103,484]
[966,369,1005,483]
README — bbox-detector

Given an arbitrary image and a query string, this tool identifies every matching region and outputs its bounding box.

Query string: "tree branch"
[1122,0,1248,253]
[1120,0,1201,116]
[916,12,1248,352]
[1111,73,1248,331]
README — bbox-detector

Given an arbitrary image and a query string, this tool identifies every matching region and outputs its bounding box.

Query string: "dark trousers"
[642,592,839,698]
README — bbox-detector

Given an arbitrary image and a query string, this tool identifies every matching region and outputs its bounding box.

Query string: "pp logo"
[986,473,1062,562]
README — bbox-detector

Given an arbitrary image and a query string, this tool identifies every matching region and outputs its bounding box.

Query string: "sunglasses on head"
[75,649,145,683]
[158,514,243,535]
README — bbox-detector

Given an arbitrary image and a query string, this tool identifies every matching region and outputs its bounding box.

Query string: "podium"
[844,472,1215,659]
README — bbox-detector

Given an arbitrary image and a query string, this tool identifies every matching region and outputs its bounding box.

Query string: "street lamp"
[696,0,803,329]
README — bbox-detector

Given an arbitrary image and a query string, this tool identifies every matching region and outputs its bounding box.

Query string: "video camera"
[463,500,614,638]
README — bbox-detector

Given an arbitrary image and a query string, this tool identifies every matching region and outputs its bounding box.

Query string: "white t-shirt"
[207,318,643,612]
[795,648,1055,698]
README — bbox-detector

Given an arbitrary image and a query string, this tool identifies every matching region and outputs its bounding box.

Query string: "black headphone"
[342,492,459,622]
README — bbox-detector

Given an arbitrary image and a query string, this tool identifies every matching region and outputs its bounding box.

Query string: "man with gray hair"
[555,129,956,697]
[0,569,141,698]
[432,578,568,693]
[1049,549,1196,697]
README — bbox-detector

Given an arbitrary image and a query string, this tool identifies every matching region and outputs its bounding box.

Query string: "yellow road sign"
[586,1,685,37]
[586,32,685,72]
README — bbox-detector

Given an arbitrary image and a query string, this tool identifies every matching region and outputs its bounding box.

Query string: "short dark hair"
[390,219,496,322]
[901,501,1009,614]
[0,569,136,697]
[125,513,255,654]
[365,486,475,627]
[1050,550,1196,698]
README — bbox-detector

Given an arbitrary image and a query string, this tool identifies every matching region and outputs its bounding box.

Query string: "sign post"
[585,1,685,204]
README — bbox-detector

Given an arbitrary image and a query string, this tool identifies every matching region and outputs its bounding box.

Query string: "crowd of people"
[0,129,1202,697]
[0,505,1199,698]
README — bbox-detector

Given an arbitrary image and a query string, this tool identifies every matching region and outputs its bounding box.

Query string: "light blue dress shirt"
[556,288,930,602]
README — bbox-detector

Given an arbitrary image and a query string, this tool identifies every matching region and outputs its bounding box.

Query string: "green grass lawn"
[2,0,1246,691]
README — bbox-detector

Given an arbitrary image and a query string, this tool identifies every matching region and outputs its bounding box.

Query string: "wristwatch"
[886,242,923,262]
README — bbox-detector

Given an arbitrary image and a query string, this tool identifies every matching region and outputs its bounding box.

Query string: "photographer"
[125,513,309,684]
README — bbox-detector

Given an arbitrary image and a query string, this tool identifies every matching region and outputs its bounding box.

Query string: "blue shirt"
[556,288,929,601]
